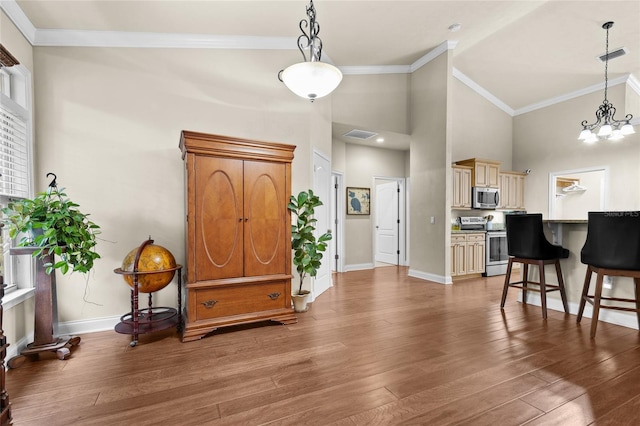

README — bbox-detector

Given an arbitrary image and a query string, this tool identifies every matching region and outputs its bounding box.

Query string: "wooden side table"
[7,247,80,368]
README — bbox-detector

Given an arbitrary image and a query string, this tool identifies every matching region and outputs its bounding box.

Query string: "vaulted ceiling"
[5,0,640,150]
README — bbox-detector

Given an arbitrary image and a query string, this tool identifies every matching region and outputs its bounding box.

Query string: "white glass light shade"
[584,133,598,144]
[578,129,592,140]
[620,123,636,135]
[609,129,624,141]
[597,124,613,137]
[280,61,343,101]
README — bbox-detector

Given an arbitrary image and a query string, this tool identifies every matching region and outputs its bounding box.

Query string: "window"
[0,50,33,295]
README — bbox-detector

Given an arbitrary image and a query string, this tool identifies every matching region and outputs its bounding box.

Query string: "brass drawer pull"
[267,292,281,300]
[201,300,218,309]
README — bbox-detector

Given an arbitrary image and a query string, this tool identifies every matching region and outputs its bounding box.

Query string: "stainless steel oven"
[485,230,508,276]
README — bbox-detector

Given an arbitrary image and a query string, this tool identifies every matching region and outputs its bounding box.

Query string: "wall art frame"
[346,187,370,215]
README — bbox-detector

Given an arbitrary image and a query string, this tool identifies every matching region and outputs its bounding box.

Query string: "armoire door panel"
[195,156,244,281]
[243,161,286,276]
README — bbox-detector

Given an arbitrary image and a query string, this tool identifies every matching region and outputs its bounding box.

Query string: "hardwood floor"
[6,266,640,425]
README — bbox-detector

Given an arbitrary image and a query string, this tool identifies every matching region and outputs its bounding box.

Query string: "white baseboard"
[518,291,639,330]
[56,315,122,336]
[408,269,451,285]
[344,263,374,272]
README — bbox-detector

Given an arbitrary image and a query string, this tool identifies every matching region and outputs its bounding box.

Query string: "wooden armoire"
[179,131,297,342]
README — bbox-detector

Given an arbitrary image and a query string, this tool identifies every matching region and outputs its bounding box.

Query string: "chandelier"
[278,0,342,102]
[578,21,635,143]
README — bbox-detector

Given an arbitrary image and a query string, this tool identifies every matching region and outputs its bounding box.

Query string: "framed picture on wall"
[346,187,370,215]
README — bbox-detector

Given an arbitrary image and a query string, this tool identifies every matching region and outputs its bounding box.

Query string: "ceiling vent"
[597,47,628,62]
[343,129,378,140]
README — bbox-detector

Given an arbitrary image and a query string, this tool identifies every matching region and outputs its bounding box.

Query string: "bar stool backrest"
[506,213,567,260]
[581,211,640,270]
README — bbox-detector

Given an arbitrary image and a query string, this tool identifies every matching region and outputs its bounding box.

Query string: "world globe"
[119,240,177,293]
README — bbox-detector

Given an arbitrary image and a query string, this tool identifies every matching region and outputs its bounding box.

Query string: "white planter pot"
[292,293,309,312]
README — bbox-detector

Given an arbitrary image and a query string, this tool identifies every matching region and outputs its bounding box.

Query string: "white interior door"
[375,181,399,265]
[313,150,332,298]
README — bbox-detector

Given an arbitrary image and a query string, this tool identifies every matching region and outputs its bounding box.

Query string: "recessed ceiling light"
[448,23,462,32]
[376,138,384,143]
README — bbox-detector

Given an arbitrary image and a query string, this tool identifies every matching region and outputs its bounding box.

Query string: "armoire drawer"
[194,281,287,321]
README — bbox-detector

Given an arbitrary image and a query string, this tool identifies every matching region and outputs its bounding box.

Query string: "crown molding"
[410,40,458,73]
[340,65,411,75]
[0,0,36,44]
[514,74,630,116]
[452,67,514,116]
[628,73,640,97]
[32,29,296,50]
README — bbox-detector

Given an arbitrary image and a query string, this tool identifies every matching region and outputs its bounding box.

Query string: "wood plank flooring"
[6,266,640,425]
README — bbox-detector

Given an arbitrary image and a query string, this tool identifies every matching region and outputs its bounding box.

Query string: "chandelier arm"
[297,20,311,62]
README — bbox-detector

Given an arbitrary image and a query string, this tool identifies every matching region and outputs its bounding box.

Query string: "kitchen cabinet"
[452,165,472,209]
[451,234,467,277]
[465,233,486,275]
[499,171,526,210]
[455,158,501,188]
[451,232,485,278]
[180,131,297,342]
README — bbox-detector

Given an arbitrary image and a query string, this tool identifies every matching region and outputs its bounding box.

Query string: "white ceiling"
[6,0,640,151]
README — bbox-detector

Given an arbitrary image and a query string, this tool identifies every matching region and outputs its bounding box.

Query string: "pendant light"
[278,0,342,102]
[578,21,635,143]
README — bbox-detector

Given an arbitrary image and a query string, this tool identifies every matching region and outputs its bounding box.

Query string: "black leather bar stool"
[500,213,569,319]
[577,211,640,338]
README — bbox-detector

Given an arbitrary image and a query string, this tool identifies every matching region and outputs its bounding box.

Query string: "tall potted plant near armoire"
[288,190,332,312]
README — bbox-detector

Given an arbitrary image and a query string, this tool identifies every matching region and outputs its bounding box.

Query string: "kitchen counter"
[451,229,486,234]
[542,219,588,245]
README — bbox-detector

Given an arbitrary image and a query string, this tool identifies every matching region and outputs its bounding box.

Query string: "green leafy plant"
[288,189,332,295]
[2,186,101,275]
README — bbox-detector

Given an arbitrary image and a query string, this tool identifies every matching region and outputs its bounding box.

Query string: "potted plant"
[1,177,101,275]
[288,189,332,312]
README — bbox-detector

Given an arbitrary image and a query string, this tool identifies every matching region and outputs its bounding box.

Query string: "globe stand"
[113,269,182,346]
[114,239,182,347]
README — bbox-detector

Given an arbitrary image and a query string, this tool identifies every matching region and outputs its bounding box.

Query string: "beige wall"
[409,52,452,280]
[332,73,411,134]
[331,138,346,173]
[514,83,640,322]
[1,11,33,72]
[514,84,640,217]
[29,46,330,326]
[451,78,513,169]
[342,143,406,267]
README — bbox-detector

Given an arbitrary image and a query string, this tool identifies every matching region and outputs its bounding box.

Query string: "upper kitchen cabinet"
[455,158,501,188]
[452,165,472,209]
[499,171,526,210]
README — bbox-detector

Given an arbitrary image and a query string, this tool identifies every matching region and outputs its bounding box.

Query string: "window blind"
[0,102,29,198]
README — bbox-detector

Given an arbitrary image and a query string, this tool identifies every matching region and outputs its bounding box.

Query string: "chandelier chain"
[604,23,609,102]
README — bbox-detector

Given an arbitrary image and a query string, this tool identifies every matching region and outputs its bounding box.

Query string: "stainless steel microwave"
[472,187,499,209]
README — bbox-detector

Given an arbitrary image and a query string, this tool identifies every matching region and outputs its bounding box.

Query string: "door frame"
[331,171,345,273]
[312,148,333,300]
[372,176,407,266]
